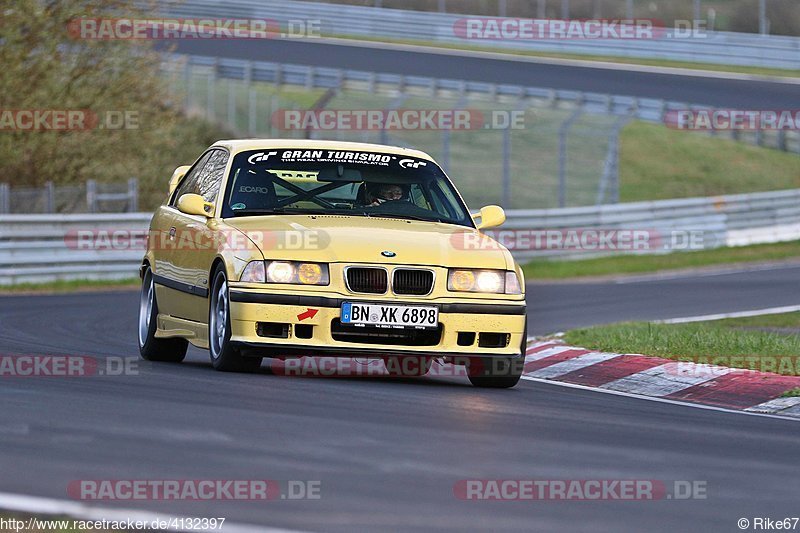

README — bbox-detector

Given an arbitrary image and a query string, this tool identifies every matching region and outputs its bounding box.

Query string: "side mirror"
[475,205,506,230]
[168,165,191,197]
[177,193,214,218]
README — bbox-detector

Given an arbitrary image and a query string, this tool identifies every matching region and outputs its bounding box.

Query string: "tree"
[0,0,227,208]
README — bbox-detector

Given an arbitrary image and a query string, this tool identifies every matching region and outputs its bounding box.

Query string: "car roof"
[210,139,436,162]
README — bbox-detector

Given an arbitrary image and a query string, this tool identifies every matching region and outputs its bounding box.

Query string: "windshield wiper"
[371,213,445,223]
[231,207,353,217]
[230,208,277,217]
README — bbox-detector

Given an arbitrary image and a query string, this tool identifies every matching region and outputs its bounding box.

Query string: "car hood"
[222,215,512,269]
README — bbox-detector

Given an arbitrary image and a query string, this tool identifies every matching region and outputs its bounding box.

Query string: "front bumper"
[228,289,527,359]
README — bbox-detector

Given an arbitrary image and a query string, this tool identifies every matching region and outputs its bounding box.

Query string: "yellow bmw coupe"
[138,140,527,387]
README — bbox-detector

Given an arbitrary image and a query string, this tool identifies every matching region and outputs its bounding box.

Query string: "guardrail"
[158,0,800,69]
[0,214,151,285]
[3,189,800,284]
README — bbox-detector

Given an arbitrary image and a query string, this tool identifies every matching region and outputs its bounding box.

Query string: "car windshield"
[221,148,474,227]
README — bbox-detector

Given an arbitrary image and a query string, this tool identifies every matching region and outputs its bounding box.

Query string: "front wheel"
[138,266,188,363]
[467,357,524,388]
[208,267,262,373]
[467,324,527,389]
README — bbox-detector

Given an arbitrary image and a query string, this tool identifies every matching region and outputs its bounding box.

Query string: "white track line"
[0,492,308,533]
[745,396,800,414]
[520,376,800,422]
[656,304,800,324]
[613,262,800,285]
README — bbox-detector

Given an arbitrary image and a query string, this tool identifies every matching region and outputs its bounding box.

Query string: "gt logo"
[247,151,278,164]
[399,159,427,169]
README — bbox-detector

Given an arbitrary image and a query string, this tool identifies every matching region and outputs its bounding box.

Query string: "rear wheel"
[138,266,188,363]
[383,356,432,377]
[209,267,262,373]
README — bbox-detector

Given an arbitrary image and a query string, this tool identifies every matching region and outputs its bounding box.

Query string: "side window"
[170,152,211,207]
[196,149,229,203]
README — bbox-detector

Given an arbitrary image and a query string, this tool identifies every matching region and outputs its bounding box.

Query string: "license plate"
[340,302,438,329]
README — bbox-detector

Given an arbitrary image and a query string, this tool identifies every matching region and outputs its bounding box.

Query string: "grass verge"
[522,241,800,280]
[563,312,800,377]
[620,122,800,202]
[0,278,139,295]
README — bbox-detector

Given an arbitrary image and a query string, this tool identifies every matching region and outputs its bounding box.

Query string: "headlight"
[240,261,329,285]
[267,261,295,283]
[267,261,329,285]
[447,269,521,295]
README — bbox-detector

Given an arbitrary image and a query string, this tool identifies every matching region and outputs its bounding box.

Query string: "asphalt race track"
[1,265,799,532]
[165,38,800,109]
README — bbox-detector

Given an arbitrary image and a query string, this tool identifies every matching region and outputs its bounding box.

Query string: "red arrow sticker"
[297,308,319,321]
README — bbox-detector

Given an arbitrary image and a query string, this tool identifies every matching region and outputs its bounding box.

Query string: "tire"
[208,266,262,373]
[383,356,432,377]
[138,266,188,363]
[467,323,527,389]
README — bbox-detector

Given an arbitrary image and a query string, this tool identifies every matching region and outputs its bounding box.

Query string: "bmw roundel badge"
[381,250,396,258]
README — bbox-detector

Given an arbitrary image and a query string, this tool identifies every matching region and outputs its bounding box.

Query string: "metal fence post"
[625,0,634,19]
[246,61,256,135]
[45,181,55,213]
[558,108,583,208]
[537,0,546,18]
[270,95,279,138]
[0,183,9,214]
[597,115,629,205]
[227,78,236,132]
[128,178,139,212]
[184,58,193,111]
[499,0,507,17]
[502,126,512,209]
[305,66,315,91]
[86,180,97,213]
[759,0,768,35]
[561,0,569,19]
[207,59,217,121]
[777,129,788,152]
